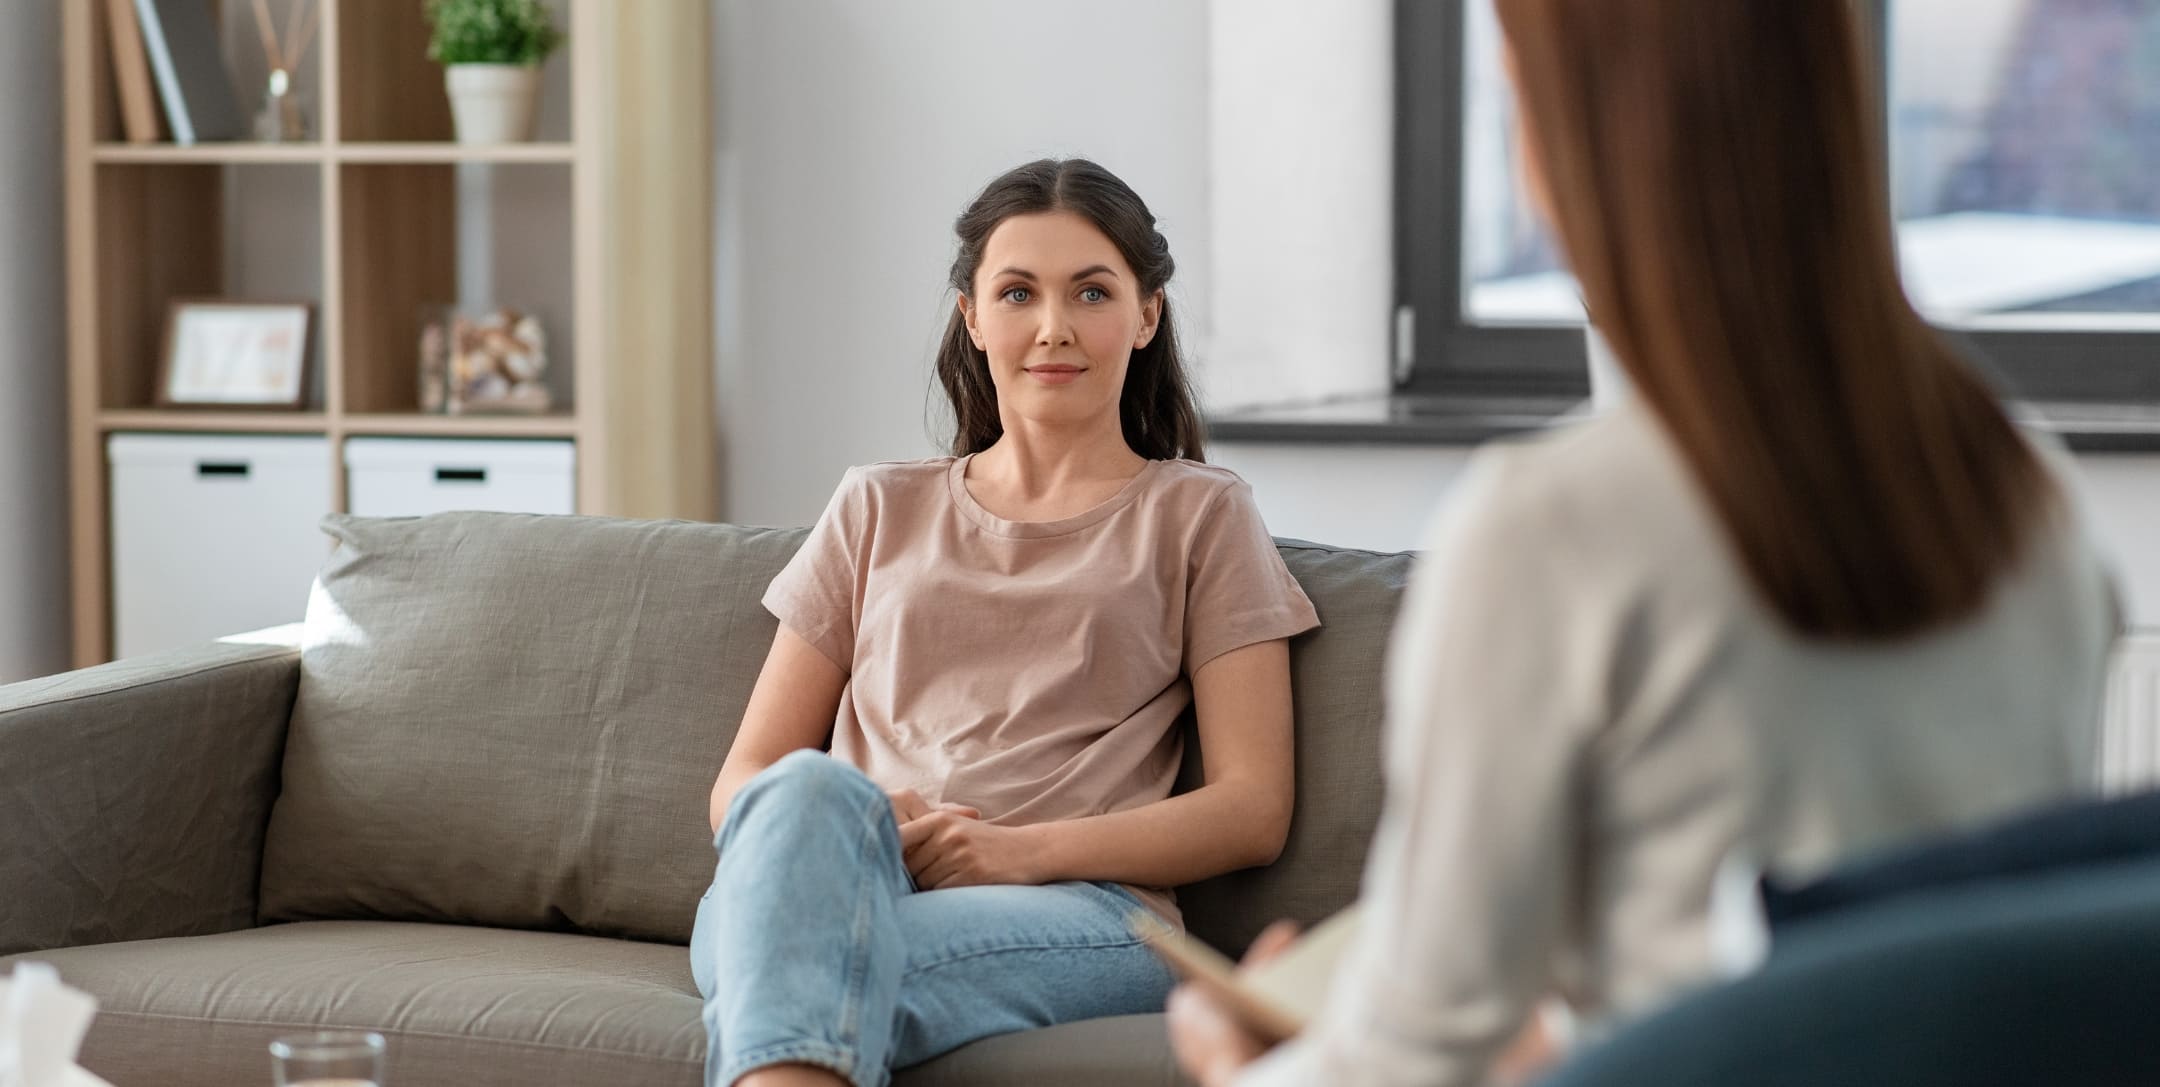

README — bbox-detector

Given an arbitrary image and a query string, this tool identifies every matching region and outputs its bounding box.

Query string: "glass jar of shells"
[419,305,555,414]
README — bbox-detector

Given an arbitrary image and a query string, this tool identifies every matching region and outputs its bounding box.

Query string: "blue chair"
[1539,851,2160,1086]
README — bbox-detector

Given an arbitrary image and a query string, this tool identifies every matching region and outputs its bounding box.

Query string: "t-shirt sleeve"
[761,468,868,672]
[1183,479,1322,672]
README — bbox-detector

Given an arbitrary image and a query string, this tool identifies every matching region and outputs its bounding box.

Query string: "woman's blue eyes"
[999,286,1108,304]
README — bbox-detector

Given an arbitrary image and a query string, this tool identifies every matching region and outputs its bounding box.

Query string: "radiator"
[2101,633,2160,793]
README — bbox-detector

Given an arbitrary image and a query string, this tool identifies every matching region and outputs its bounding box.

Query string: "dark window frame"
[1394,0,2160,405]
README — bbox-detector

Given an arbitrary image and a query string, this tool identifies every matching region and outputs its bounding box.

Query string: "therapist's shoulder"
[1441,403,1690,546]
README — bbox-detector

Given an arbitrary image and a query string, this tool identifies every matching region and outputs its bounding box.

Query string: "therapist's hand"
[1166,921,1301,1087]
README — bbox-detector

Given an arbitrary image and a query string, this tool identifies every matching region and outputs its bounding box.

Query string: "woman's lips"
[1025,366,1085,386]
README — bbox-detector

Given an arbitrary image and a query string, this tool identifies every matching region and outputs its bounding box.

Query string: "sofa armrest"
[0,629,301,955]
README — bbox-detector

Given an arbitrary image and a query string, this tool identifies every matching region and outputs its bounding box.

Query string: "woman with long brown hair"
[695,158,1317,1087]
[1167,1,2120,1083]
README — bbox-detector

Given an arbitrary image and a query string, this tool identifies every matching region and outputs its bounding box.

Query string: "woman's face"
[961,210,1161,436]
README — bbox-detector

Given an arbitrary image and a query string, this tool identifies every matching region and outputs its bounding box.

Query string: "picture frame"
[155,299,314,409]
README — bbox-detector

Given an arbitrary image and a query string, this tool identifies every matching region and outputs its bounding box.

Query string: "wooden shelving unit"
[97,410,331,433]
[61,1,715,666]
[91,142,578,164]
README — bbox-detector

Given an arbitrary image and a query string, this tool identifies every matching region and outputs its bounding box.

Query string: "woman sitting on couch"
[691,157,1319,1087]
[1167,0,2122,1084]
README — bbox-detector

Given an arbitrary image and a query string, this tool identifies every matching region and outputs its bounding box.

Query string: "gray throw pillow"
[257,512,806,943]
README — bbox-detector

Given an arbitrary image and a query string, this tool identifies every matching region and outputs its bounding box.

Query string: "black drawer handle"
[196,462,249,478]
[435,467,488,483]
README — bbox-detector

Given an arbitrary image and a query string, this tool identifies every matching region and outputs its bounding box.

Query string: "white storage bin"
[345,438,576,518]
[108,433,333,659]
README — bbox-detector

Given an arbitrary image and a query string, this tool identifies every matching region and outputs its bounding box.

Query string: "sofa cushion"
[6,921,705,1087]
[1177,540,1413,955]
[903,1014,1186,1086]
[259,513,805,943]
[0,921,1185,1087]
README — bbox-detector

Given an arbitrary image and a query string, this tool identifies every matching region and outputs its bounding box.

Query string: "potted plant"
[425,0,563,144]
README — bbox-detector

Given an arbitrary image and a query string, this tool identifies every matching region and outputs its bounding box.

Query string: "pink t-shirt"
[762,454,1321,924]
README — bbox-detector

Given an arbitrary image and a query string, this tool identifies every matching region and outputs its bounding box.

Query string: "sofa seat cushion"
[4,921,1185,1086]
[904,1014,1186,1086]
[8,921,704,1086]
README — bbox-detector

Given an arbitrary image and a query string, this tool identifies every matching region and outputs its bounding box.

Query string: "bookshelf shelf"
[64,0,715,666]
[338,142,577,164]
[98,410,329,434]
[88,143,574,166]
[340,413,582,438]
[92,142,327,164]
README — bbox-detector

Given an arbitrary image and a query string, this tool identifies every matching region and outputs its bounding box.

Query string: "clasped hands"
[887,788,1040,889]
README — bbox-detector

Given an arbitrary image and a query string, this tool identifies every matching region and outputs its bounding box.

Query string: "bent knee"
[740,749,883,814]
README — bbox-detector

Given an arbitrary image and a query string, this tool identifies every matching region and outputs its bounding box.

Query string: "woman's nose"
[1036,301,1076,346]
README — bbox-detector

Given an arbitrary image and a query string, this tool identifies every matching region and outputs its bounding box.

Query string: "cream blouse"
[1239,399,2118,1086]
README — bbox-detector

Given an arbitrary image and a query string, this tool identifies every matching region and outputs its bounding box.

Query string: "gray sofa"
[1,511,1410,1086]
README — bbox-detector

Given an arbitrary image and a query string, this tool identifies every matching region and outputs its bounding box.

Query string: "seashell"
[466,372,511,403]
[502,349,541,381]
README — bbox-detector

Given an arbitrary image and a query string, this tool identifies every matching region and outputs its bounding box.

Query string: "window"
[1395,0,1586,398]
[1459,0,1574,329]
[1399,0,2160,403]
[1892,0,2160,324]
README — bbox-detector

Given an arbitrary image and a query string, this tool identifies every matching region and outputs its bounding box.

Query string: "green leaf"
[425,0,564,66]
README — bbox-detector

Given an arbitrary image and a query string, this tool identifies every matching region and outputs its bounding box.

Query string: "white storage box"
[107,433,333,660]
[345,438,576,518]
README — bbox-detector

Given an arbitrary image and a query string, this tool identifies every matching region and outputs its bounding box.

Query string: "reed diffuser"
[249,0,318,142]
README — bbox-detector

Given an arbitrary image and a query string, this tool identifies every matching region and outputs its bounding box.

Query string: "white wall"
[711,0,1211,527]
[2072,455,2160,629]
[1206,0,1394,411]
[0,3,68,682]
[1210,443,1469,550]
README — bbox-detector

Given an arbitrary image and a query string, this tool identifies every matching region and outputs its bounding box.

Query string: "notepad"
[1130,904,1364,1043]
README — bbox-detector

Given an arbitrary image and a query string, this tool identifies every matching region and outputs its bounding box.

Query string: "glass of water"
[269,1031,385,1086]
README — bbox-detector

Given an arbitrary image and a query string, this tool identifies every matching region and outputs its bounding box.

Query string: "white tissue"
[0,963,113,1087]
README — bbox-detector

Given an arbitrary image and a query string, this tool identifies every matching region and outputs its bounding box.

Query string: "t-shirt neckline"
[947,453,1164,539]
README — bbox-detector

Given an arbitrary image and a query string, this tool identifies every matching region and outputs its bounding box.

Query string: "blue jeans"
[690,750,1176,1087]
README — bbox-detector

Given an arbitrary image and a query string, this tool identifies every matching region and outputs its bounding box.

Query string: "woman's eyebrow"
[990,265,1122,282]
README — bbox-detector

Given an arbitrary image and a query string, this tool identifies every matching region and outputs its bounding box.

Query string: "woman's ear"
[1135,289,1163,349]
[958,296,985,350]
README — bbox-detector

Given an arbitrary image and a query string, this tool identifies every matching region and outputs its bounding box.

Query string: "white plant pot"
[445,64,540,144]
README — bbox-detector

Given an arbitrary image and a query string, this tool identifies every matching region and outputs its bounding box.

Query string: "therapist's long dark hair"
[936,158,1206,462]
[1499,0,2055,641]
